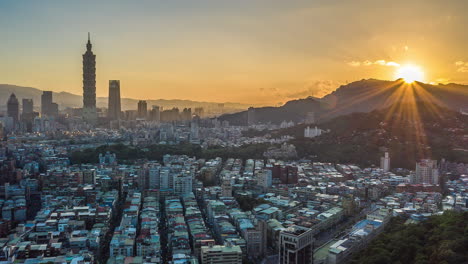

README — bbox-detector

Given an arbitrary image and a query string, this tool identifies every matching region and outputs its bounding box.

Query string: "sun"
[395,65,425,83]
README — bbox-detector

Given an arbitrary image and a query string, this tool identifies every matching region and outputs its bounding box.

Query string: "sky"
[1,0,468,106]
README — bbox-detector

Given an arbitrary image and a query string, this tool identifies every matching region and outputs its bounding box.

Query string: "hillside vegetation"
[351,211,468,264]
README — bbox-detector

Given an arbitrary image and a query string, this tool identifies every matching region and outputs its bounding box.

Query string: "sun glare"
[395,65,425,83]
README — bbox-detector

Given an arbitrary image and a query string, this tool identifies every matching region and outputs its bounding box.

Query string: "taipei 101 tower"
[82,33,97,124]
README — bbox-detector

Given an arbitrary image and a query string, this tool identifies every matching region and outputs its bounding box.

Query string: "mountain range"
[0,84,250,114]
[219,79,468,125]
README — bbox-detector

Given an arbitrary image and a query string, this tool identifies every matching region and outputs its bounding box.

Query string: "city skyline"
[1,1,468,105]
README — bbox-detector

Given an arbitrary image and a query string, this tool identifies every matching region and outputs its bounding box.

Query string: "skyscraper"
[137,100,147,119]
[22,99,35,132]
[82,33,97,123]
[22,99,33,114]
[108,80,121,120]
[7,93,19,124]
[41,91,52,116]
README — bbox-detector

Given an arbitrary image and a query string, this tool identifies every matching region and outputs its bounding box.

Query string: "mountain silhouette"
[219,79,468,125]
[0,84,250,113]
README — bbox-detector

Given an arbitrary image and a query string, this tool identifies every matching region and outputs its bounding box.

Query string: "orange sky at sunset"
[1,1,468,106]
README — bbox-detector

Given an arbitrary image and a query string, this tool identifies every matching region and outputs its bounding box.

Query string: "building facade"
[413,159,439,184]
[279,225,314,264]
[200,244,242,264]
[7,94,19,125]
[82,33,97,124]
[108,80,121,120]
[380,152,390,172]
[137,100,147,120]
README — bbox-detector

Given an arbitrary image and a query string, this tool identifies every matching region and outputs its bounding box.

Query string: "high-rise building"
[41,91,52,116]
[137,100,147,119]
[150,105,161,122]
[279,226,314,264]
[412,159,439,184]
[159,167,171,190]
[181,108,192,121]
[190,117,200,141]
[380,152,390,172]
[82,33,97,123]
[22,99,33,114]
[7,93,19,124]
[21,99,35,132]
[200,244,242,264]
[257,170,272,190]
[108,80,121,120]
[148,165,160,189]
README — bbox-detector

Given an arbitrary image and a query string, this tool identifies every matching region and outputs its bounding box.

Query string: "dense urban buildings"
[0,20,467,264]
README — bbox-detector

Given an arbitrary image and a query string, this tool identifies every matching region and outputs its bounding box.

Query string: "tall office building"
[412,159,439,184]
[41,91,52,116]
[137,100,147,119]
[82,33,97,123]
[380,152,390,172]
[108,80,121,120]
[41,91,58,117]
[21,99,35,132]
[22,99,33,114]
[7,93,19,124]
[279,226,314,264]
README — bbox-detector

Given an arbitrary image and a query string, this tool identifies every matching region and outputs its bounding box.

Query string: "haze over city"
[2,0,468,105]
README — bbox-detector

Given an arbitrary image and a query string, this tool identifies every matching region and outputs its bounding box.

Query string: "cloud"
[386,61,400,67]
[347,59,400,67]
[347,61,361,67]
[284,80,342,99]
[455,61,468,72]
[435,78,450,83]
